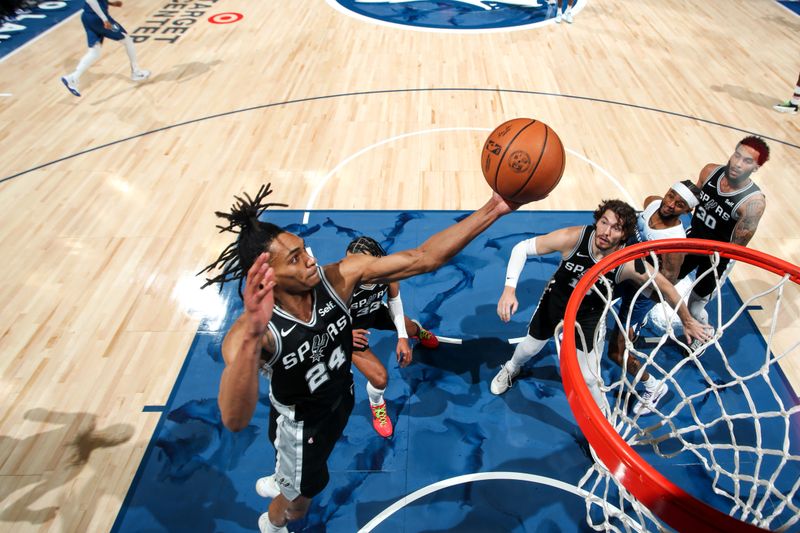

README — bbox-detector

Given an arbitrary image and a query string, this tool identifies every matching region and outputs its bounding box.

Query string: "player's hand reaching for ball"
[490,192,524,216]
[497,286,519,322]
[243,252,275,337]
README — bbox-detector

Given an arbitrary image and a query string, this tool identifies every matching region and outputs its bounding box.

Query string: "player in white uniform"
[608,180,700,415]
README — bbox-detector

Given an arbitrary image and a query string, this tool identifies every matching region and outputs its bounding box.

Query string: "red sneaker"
[415,325,439,349]
[370,402,393,438]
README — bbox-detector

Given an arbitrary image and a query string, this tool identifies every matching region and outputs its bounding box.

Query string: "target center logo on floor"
[327,0,583,32]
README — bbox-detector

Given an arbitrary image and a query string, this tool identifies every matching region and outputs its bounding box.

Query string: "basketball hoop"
[559,238,800,532]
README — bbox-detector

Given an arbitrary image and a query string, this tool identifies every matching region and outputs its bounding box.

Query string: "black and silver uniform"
[678,165,764,297]
[261,266,353,423]
[546,226,624,315]
[528,226,625,350]
[688,165,763,243]
[350,282,390,330]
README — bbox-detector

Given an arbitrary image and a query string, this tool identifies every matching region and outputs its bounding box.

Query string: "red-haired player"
[678,136,769,325]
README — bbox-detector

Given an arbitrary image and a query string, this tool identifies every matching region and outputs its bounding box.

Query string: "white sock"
[366,382,385,406]
[71,45,102,81]
[577,348,605,409]
[507,335,548,373]
[262,518,286,533]
[122,36,140,71]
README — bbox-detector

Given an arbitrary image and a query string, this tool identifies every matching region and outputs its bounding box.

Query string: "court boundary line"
[356,470,632,532]
[3,87,798,184]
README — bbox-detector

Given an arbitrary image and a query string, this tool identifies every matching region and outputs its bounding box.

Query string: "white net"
[563,245,800,532]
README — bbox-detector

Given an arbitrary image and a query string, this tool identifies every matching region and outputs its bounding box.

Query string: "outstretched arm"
[219,253,276,431]
[497,226,580,322]
[620,262,710,343]
[325,193,522,300]
[731,195,766,247]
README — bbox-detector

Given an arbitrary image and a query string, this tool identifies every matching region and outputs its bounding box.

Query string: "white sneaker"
[258,512,288,533]
[255,474,280,499]
[773,100,798,114]
[131,69,151,82]
[60,75,81,97]
[633,382,667,416]
[564,11,573,23]
[555,11,562,23]
[490,363,519,395]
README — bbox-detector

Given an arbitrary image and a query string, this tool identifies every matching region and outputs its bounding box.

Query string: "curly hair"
[198,184,288,294]
[346,236,387,257]
[593,199,637,240]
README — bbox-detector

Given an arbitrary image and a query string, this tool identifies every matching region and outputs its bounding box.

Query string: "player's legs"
[491,291,559,395]
[262,393,354,528]
[490,334,549,395]
[352,347,393,437]
[608,286,654,382]
[260,494,311,532]
[608,326,649,380]
[563,0,575,22]
[686,257,732,324]
[121,35,150,81]
[575,346,606,410]
[61,43,102,96]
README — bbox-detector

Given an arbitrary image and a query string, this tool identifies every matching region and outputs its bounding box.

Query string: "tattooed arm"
[731,194,766,246]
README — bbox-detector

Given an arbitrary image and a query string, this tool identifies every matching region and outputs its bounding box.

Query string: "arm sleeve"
[504,238,539,288]
[85,0,109,22]
[387,294,408,339]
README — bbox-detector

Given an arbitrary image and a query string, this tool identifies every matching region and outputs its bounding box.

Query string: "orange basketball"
[481,118,566,203]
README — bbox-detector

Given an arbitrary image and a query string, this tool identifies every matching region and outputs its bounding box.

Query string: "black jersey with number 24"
[261,267,353,423]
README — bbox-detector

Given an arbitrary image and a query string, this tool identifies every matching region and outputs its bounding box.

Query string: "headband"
[671,181,699,209]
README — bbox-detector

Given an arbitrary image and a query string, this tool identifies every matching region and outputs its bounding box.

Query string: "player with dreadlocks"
[345,235,438,439]
[200,183,522,533]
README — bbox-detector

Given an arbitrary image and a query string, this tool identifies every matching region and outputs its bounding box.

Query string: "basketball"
[481,118,566,203]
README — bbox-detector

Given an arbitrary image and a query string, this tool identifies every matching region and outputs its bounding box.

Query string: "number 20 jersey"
[261,267,353,423]
[689,165,762,242]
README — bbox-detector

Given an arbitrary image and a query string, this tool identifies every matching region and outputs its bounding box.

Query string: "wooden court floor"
[0,1,798,531]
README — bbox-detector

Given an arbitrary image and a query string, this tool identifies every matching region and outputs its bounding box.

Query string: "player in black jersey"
[491,200,710,411]
[200,184,522,533]
[677,136,769,325]
[346,236,438,438]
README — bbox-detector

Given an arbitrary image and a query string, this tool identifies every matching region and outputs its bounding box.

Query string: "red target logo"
[208,12,243,24]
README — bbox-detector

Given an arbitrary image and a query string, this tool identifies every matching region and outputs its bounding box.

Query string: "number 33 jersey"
[261,267,354,423]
